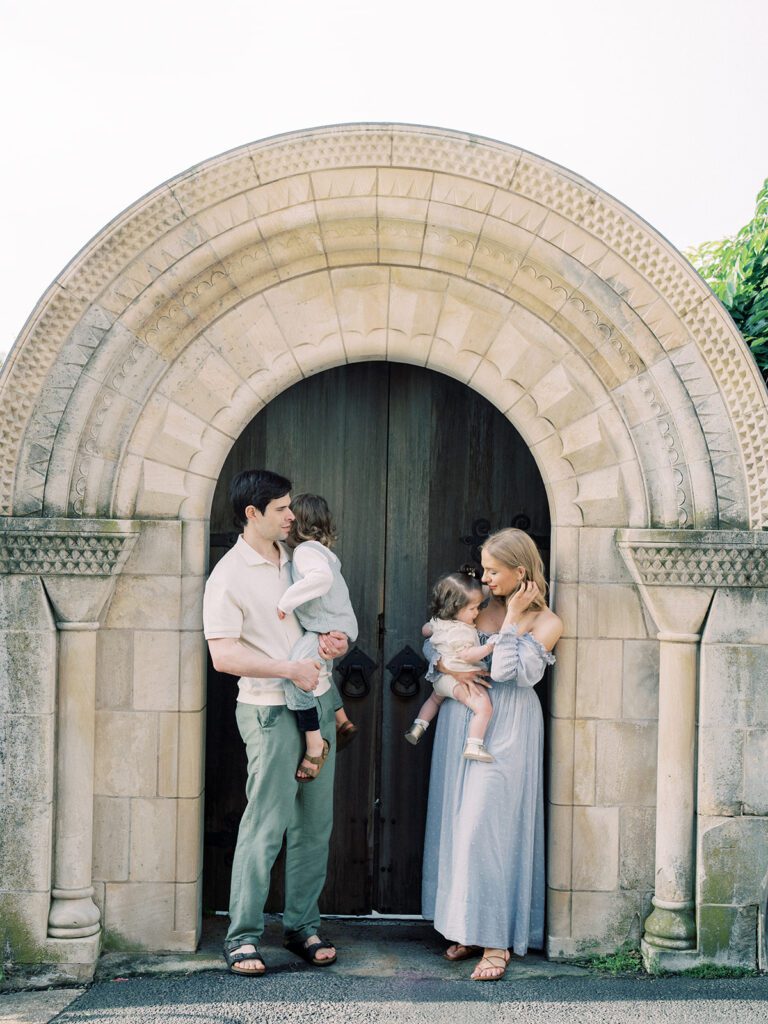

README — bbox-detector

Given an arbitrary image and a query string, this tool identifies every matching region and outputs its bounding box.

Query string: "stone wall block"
[549,717,574,805]
[92,796,130,881]
[181,520,209,577]
[133,630,181,711]
[700,645,768,728]
[578,583,649,639]
[106,575,182,631]
[96,629,133,709]
[103,882,176,950]
[181,576,204,631]
[0,891,52,961]
[130,799,177,882]
[571,891,643,950]
[547,888,572,938]
[3,713,54,801]
[121,521,183,576]
[575,639,622,719]
[158,712,180,798]
[743,730,768,815]
[0,800,52,892]
[553,583,578,639]
[573,719,596,805]
[621,640,659,720]
[700,817,768,906]
[551,638,576,719]
[698,727,744,816]
[179,631,206,712]
[176,796,203,883]
[0,629,58,716]
[547,802,572,890]
[595,722,657,806]
[572,806,619,891]
[619,806,656,890]
[576,527,632,583]
[703,588,768,645]
[698,905,758,966]
[178,710,205,799]
[94,710,158,798]
[174,881,201,940]
[552,526,579,582]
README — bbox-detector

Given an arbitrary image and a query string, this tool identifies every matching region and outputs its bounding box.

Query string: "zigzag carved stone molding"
[616,529,768,587]
[0,519,139,575]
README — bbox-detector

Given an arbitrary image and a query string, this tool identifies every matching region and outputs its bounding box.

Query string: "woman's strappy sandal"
[470,949,510,981]
[296,739,330,782]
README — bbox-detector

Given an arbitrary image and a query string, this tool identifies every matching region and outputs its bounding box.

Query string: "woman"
[421,528,562,981]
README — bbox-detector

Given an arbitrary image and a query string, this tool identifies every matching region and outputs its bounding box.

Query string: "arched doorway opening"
[203,361,551,916]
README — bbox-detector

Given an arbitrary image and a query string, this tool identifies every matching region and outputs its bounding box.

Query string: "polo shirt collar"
[234,535,290,568]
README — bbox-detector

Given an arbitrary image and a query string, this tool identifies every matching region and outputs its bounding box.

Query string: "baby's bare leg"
[416,691,444,724]
[451,684,492,742]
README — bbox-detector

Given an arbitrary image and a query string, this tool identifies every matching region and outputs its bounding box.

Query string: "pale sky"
[1,0,766,360]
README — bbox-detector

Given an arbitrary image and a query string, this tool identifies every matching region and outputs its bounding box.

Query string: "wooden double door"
[204,362,550,915]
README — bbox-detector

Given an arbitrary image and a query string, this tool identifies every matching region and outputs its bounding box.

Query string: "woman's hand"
[504,580,540,624]
[437,659,491,691]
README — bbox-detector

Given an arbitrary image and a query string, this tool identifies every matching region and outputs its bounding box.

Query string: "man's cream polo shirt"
[203,535,331,705]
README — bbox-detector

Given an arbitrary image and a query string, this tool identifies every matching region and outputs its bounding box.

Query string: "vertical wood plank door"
[203,361,550,915]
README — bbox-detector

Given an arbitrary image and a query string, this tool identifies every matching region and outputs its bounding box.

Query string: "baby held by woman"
[405,568,497,762]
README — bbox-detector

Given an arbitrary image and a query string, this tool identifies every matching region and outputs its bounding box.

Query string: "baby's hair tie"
[459,564,477,578]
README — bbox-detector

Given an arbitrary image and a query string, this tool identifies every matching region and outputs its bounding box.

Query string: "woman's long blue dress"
[421,625,554,954]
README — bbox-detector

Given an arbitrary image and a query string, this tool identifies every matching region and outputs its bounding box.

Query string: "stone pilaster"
[0,519,138,949]
[617,529,768,968]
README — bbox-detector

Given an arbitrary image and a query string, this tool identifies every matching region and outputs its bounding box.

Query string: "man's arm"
[208,638,321,691]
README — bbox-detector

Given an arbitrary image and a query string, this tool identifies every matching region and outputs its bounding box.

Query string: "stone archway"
[1,124,767,980]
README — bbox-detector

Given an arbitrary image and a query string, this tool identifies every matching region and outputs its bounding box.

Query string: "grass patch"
[681,963,758,979]
[575,946,645,975]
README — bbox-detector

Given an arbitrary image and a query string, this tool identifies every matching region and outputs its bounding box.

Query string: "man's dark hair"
[229,469,292,529]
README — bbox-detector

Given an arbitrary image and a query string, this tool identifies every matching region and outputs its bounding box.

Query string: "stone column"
[0,519,138,946]
[617,531,715,962]
[44,600,110,939]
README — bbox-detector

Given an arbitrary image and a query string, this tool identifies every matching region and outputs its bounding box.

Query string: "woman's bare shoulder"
[532,607,563,651]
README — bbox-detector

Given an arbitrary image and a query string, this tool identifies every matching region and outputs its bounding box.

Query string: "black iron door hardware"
[336,647,376,700]
[386,645,427,699]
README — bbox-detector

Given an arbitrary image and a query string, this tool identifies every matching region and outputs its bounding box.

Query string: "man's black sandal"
[223,944,266,975]
[284,937,337,966]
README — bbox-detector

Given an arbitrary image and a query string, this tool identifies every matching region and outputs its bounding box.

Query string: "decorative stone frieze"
[616,529,768,588]
[0,519,139,575]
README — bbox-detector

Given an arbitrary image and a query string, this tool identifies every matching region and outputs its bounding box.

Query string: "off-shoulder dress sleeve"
[490,624,555,688]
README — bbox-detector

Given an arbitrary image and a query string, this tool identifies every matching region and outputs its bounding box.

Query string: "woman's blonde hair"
[287,493,338,550]
[482,528,548,610]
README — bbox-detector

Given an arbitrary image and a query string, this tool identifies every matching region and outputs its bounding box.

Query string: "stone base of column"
[48,887,101,939]
[641,939,701,974]
[643,896,696,951]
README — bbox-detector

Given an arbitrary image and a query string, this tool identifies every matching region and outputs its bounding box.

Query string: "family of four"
[203,468,562,982]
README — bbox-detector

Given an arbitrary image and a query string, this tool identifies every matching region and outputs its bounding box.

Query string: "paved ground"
[1,919,767,1024]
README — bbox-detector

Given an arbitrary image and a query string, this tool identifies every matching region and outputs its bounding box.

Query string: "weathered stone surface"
[700,644,768,727]
[0,800,52,892]
[547,802,572,891]
[94,711,158,797]
[179,631,206,712]
[573,719,596,805]
[698,904,759,967]
[105,575,181,630]
[575,639,622,719]
[743,729,768,815]
[619,806,655,890]
[92,796,130,881]
[698,727,744,816]
[621,640,659,720]
[121,520,182,576]
[2,713,54,801]
[130,799,177,881]
[578,583,649,639]
[572,806,619,891]
[133,630,180,711]
[595,722,657,806]
[699,817,768,906]
[103,882,175,950]
[96,629,133,709]
[571,890,644,950]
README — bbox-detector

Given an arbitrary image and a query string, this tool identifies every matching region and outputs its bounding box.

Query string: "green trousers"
[226,687,336,949]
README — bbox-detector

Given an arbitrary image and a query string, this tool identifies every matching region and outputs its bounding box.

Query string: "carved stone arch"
[1,123,765,530]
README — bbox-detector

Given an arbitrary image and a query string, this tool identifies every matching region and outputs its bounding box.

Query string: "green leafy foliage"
[686,179,768,383]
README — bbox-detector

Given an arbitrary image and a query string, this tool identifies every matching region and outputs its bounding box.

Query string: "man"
[203,469,348,975]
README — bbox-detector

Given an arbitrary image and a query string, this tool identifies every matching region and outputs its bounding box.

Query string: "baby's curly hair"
[287,493,338,550]
[429,565,483,620]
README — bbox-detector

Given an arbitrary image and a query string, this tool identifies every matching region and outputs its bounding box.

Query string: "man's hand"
[318,631,348,660]
[290,659,322,692]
